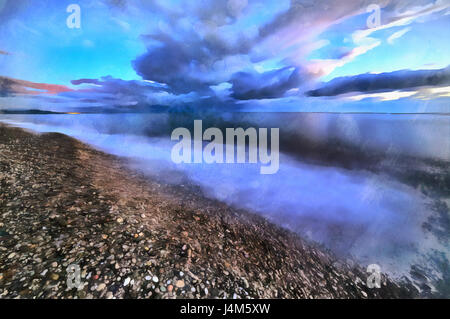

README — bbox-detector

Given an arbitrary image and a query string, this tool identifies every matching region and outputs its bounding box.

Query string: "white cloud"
[346,90,417,101]
[387,27,411,44]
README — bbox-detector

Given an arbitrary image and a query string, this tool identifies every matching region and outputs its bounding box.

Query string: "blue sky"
[1,0,449,112]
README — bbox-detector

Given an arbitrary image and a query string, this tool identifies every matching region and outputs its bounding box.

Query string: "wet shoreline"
[0,124,418,298]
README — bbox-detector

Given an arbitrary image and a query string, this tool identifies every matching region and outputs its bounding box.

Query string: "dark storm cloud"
[129,0,386,99]
[132,34,212,94]
[132,26,254,95]
[125,1,267,96]
[307,66,450,97]
[230,66,306,100]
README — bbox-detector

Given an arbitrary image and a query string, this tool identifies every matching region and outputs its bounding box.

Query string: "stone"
[97,283,106,291]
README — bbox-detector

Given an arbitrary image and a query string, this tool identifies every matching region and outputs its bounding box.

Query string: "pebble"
[145,276,151,281]
[51,262,58,268]
[97,283,106,291]
[175,280,185,288]
[167,285,173,293]
[124,277,131,286]
[50,273,59,281]
[152,276,159,283]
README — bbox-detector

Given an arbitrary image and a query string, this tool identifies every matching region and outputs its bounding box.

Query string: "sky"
[0,0,450,113]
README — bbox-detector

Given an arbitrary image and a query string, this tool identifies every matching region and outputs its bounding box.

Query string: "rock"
[97,283,106,291]
[124,277,131,286]
[145,276,151,281]
[50,273,59,281]
[167,285,173,293]
[175,280,185,288]
[152,276,159,283]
